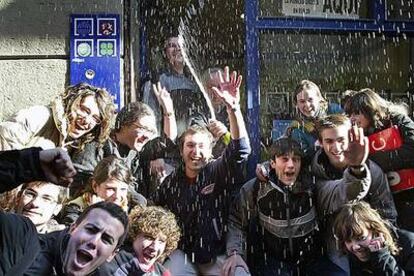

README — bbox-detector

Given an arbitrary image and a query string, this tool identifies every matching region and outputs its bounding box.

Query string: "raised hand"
[211,66,242,111]
[344,125,369,167]
[153,82,174,115]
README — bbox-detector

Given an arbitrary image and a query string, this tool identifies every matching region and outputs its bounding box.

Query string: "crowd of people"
[1,34,414,276]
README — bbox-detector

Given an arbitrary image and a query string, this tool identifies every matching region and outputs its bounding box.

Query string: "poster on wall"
[282,0,360,19]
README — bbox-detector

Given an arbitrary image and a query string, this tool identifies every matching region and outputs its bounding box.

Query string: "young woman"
[98,205,181,276]
[60,155,141,225]
[0,83,115,209]
[344,88,414,231]
[286,79,342,162]
[333,201,414,275]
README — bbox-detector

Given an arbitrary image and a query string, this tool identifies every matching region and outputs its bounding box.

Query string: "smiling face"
[270,153,301,186]
[165,37,183,67]
[133,232,167,271]
[344,227,374,262]
[296,89,322,118]
[92,178,129,207]
[320,125,350,169]
[181,132,212,178]
[68,95,101,139]
[64,208,125,276]
[116,115,157,152]
[16,182,62,228]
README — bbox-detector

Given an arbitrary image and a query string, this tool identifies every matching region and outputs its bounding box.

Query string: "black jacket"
[0,147,46,193]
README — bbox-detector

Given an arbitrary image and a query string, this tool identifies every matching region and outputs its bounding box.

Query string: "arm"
[316,165,372,216]
[224,179,257,275]
[153,82,177,141]
[0,105,52,150]
[0,147,75,193]
[211,66,247,140]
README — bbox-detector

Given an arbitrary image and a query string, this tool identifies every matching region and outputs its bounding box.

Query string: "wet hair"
[75,201,129,248]
[269,137,303,161]
[92,155,132,188]
[178,125,214,153]
[293,80,328,111]
[18,181,68,204]
[113,102,157,134]
[333,201,399,255]
[128,205,181,259]
[343,88,408,129]
[63,83,115,149]
[316,114,351,140]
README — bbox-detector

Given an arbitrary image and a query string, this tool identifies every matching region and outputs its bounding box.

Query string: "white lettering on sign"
[282,0,359,19]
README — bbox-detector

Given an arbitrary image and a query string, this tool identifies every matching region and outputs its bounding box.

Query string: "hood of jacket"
[50,95,69,147]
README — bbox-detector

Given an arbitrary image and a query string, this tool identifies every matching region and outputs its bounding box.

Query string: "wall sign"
[70,14,122,109]
[282,0,360,19]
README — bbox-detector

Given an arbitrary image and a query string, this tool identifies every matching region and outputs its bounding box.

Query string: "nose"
[286,158,294,168]
[194,145,201,156]
[85,234,99,250]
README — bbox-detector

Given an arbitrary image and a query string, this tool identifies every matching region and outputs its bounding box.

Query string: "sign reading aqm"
[282,0,360,19]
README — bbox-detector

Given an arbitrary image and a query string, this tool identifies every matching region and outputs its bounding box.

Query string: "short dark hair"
[75,201,128,248]
[114,102,156,132]
[269,137,303,161]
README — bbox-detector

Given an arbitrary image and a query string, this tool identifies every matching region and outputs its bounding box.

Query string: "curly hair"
[128,205,181,259]
[333,201,400,256]
[62,83,115,150]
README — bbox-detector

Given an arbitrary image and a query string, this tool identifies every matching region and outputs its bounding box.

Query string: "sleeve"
[226,178,257,257]
[370,114,414,171]
[0,147,46,193]
[366,160,398,223]
[316,164,371,216]
[369,248,406,275]
[0,105,52,151]
[211,137,251,185]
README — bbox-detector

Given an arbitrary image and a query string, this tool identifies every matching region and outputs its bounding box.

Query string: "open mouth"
[75,249,94,267]
[285,172,295,178]
[142,250,157,263]
[22,209,40,216]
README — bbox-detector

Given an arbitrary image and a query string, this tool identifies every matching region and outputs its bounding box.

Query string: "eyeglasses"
[76,105,102,126]
[22,189,58,204]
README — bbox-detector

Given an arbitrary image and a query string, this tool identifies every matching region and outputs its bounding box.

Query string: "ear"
[91,180,98,193]
[69,222,77,234]
[106,248,119,262]
[269,158,277,170]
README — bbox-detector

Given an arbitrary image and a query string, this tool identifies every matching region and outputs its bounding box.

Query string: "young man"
[142,35,210,137]
[152,67,250,275]
[98,205,181,276]
[226,137,321,275]
[15,181,67,233]
[71,92,176,198]
[0,201,128,275]
[312,114,397,274]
